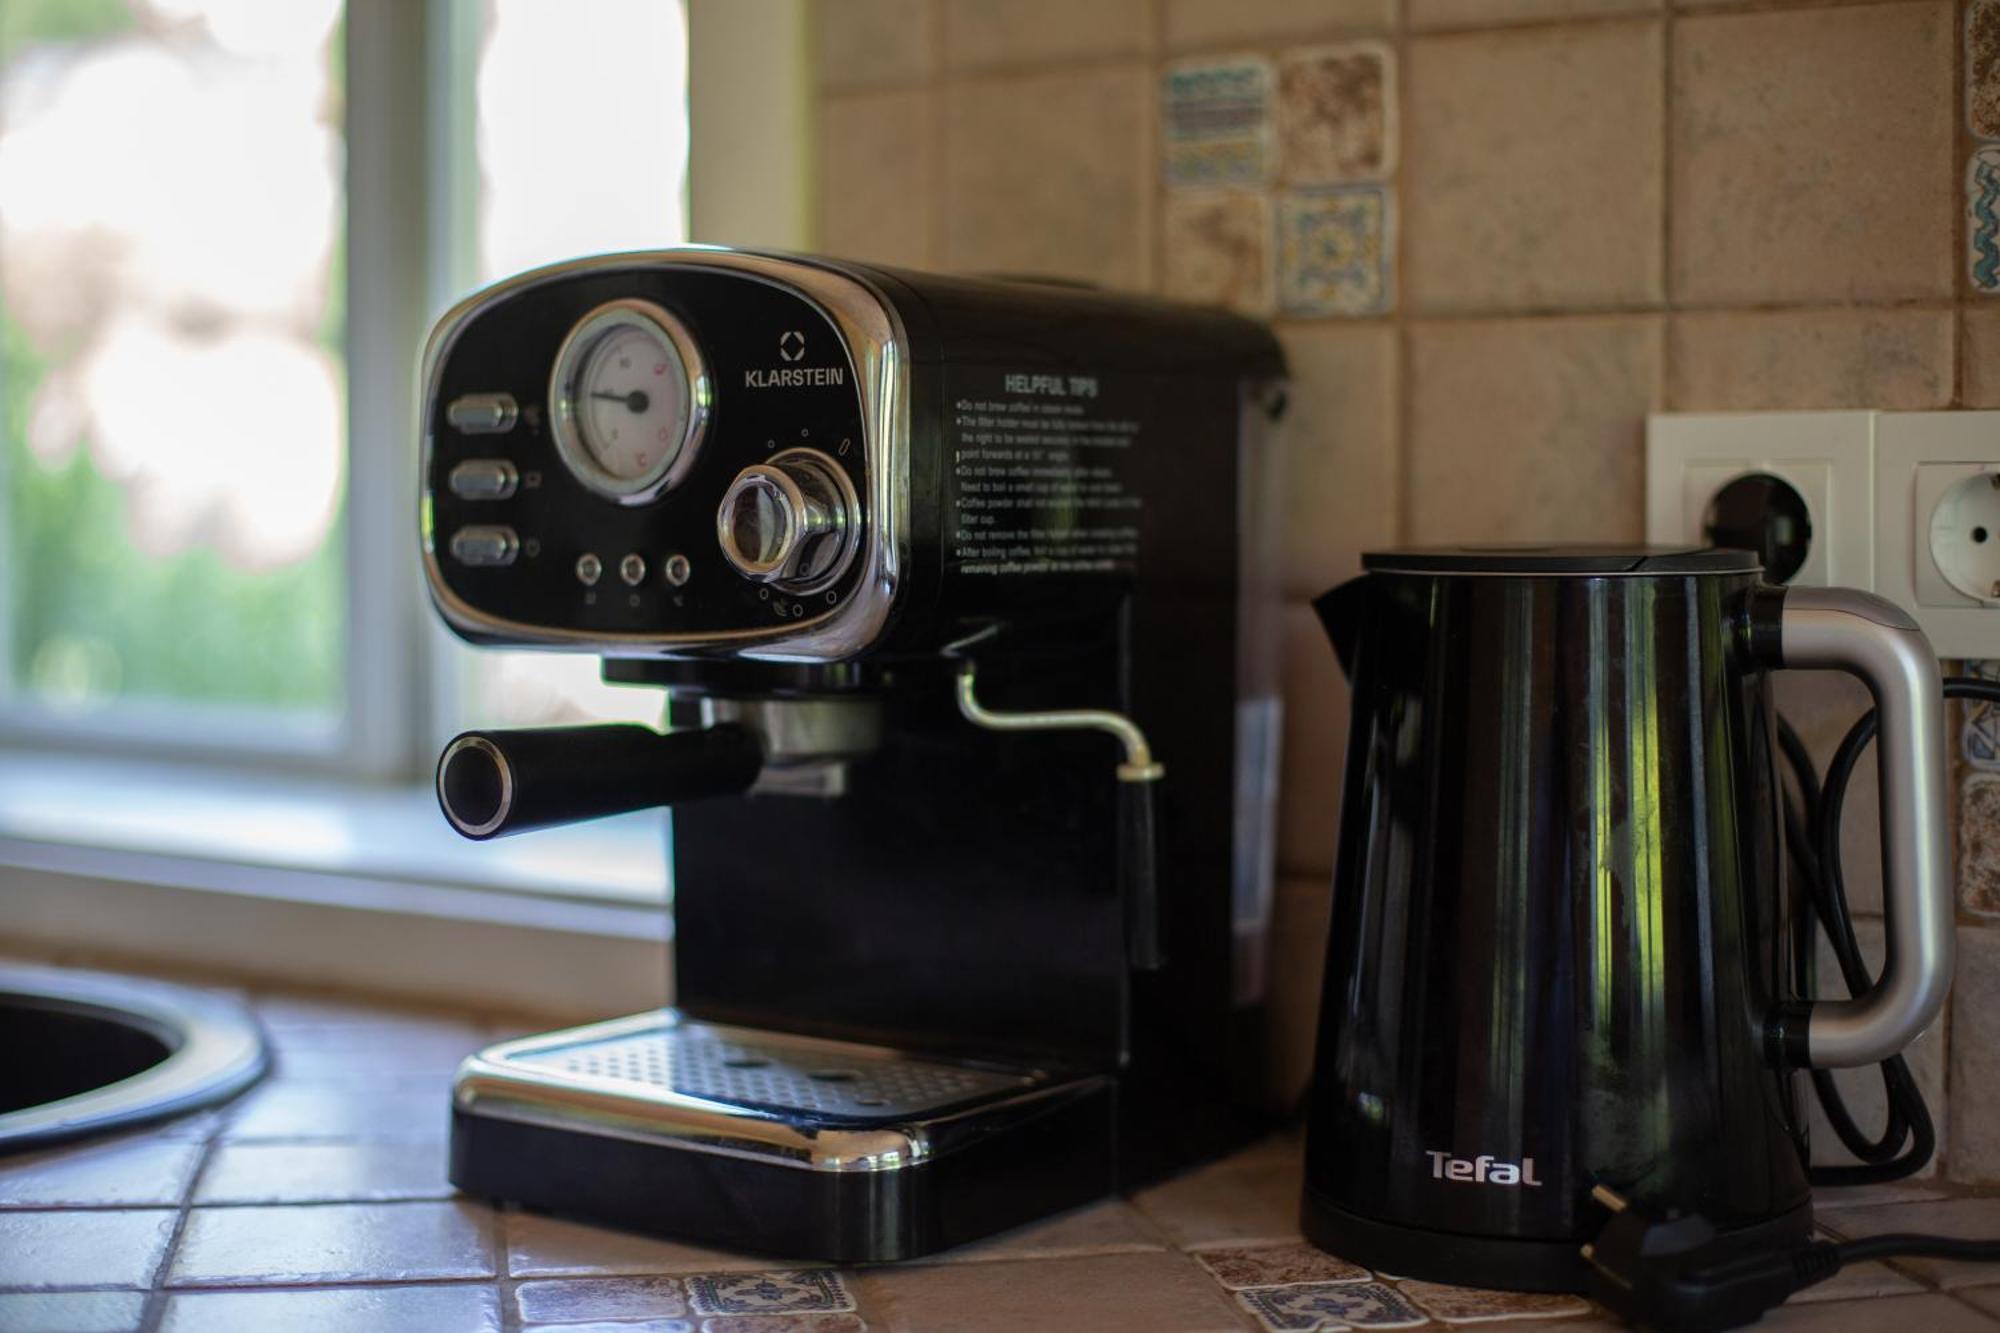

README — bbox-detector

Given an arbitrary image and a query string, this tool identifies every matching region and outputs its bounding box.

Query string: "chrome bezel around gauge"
[547,298,711,505]
[419,249,908,663]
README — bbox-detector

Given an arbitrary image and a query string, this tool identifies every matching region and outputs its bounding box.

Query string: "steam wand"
[953,660,1166,970]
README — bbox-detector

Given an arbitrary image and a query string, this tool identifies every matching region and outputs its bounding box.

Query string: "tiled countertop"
[5,982,2000,1332]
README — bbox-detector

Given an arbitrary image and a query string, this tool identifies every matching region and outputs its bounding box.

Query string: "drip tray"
[506,1022,1039,1121]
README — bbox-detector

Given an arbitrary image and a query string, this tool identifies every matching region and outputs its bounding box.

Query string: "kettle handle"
[1753,586,1953,1069]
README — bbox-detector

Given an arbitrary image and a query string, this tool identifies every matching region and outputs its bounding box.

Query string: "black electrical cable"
[1777,678,2000,1185]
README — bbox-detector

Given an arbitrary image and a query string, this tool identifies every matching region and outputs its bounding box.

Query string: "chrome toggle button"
[449,525,520,567]
[448,459,519,501]
[446,393,519,435]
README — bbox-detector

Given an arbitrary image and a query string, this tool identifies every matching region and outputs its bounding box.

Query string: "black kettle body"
[1301,547,1952,1293]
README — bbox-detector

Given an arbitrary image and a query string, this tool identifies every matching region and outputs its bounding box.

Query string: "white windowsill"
[0,750,674,1018]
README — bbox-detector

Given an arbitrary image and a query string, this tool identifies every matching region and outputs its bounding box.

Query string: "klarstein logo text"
[1425,1151,1543,1187]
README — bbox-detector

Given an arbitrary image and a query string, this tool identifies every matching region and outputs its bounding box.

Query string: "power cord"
[1583,675,2000,1330]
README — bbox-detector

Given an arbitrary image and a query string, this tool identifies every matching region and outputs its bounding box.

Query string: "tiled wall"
[811,0,2000,1179]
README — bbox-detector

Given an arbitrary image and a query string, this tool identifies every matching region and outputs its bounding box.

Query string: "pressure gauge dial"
[549,299,709,504]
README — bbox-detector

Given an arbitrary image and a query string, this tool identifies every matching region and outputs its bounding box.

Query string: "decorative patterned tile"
[166,1200,495,1286]
[700,1317,867,1333]
[1278,43,1394,185]
[0,1290,146,1333]
[685,1271,855,1317]
[1972,0,2000,141]
[1195,1242,1370,1289]
[516,1276,689,1324]
[1973,146,2000,295]
[1163,56,1275,189]
[1163,191,1273,315]
[0,1134,202,1208]
[531,1323,692,1333]
[1396,1279,1593,1323]
[1963,774,2000,916]
[0,1209,176,1289]
[1238,1280,1427,1330]
[159,1284,502,1333]
[1277,186,1393,317]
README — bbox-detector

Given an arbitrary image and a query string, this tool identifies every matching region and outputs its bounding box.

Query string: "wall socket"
[1646,410,2000,658]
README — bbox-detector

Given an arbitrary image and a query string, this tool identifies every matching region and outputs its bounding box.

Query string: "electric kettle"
[1301,546,1950,1293]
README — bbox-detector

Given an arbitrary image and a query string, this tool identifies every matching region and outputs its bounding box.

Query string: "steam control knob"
[716,448,859,593]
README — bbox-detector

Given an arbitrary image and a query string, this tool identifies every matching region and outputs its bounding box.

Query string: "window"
[0,0,692,779]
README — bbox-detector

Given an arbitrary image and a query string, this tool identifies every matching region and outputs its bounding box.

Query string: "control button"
[716,448,860,594]
[446,393,519,435]
[575,553,603,586]
[449,525,519,567]
[664,553,692,587]
[448,459,519,501]
[619,554,647,587]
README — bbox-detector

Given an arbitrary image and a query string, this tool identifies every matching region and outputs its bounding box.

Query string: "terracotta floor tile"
[515,1275,688,1323]
[166,1200,495,1287]
[194,1141,453,1204]
[1787,1258,1925,1303]
[1755,1292,1997,1330]
[530,1321,693,1333]
[937,1200,1163,1264]
[0,1290,147,1332]
[504,1210,801,1277]
[1819,1197,2000,1289]
[699,1317,867,1333]
[0,1209,176,1290]
[264,1022,486,1083]
[856,1252,1245,1332]
[221,1083,451,1142]
[157,1282,502,1332]
[0,1135,203,1208]
[1132,1155,1301,1250]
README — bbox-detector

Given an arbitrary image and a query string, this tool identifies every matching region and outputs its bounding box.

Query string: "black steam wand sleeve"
[437,723,763,839]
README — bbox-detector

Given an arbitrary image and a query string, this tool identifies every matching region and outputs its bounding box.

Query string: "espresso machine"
[420,248,1288,1260]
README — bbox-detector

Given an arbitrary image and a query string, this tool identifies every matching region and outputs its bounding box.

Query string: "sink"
[0,964,268,1153]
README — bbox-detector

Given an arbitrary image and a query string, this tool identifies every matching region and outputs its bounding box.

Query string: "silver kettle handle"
[1762,586,1952,1069]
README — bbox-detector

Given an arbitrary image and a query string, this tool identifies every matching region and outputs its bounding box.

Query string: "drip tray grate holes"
[509,1026,1036,1118]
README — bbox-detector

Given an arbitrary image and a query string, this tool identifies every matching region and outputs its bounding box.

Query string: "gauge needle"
[590,390,651,412]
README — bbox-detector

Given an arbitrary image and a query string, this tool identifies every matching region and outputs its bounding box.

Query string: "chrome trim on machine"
[418,248,910,662]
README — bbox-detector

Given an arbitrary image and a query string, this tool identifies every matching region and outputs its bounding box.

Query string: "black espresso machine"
[420,249,1289,1260]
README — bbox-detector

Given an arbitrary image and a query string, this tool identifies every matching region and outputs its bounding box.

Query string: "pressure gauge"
[549,299,709,504]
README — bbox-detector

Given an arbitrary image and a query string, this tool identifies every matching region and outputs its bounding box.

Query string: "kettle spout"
[1312,576,1370,680]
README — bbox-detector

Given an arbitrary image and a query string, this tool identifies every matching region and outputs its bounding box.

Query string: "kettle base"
[1301,1185,1813,1294]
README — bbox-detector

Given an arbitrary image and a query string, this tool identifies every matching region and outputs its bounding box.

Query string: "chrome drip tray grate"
[504,1019,1039,1119]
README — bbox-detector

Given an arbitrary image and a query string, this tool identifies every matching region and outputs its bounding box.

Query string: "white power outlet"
[1647,410,2000,658]
[1645,412,1876,591]
[1877,410,2000,657]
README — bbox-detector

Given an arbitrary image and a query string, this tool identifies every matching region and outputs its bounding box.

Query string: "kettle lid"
[1361,545,1761,576]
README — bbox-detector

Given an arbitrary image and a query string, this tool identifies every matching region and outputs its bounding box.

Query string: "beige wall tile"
[816,0,935,91]
[943,66,1153,288]
[1166,0,1395,50]
[1411,0,1656,28]
[1671,3,1955,305]
[1668,308,1955,411]
[1274,323,1398,597]
[1266,874,1334,1110]
[1404,21,1663,313]
[943,0,1151,71]
[1407,316,1661,544]
[1962,772,2000,917]
[1163,191,1274,315]
[1277,42,1395,186]
[819,91,936,269]
[1952,925,2000,1182]
[1279,602,1347,876]
[1967,309,2000,408]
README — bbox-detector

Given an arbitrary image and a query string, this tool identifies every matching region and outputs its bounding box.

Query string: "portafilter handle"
[436,724,762,840]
